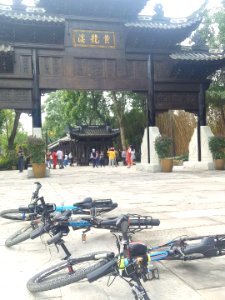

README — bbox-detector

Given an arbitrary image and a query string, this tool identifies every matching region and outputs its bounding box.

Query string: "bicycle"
[2,182,118,247]
[27,217,225,299]
[0,182,117,221]
[26,214,160,299]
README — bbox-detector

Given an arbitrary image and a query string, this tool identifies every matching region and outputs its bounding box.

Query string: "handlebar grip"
[129,218,160,226]
[99,215,128,228]
[30,225,45,239]
[87,258,117,283]
[47,232,63,245]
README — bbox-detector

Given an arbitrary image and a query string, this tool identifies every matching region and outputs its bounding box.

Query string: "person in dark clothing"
[18,147,24,172]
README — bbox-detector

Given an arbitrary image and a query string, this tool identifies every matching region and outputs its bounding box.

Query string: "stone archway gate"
[0,0,225,166]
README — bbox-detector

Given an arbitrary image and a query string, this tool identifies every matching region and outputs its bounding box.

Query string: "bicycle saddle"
[73,197,93,208]
[183,236,217,257]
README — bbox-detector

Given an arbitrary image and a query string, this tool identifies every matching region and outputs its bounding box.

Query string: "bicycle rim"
[27,251,112,293]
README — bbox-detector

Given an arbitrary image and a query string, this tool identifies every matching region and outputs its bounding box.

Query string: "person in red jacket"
[126,145,132,168]
[52,151,58,169]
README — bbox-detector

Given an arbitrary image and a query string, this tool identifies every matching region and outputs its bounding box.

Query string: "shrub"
[154,135,173,159]
[208,136,225,159]
[27,136,46,163]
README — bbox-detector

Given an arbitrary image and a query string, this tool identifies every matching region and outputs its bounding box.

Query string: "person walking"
[108,147,116,167]
[130,145,136,165]
[46,151,52,169]
[99,151,105,167]
[69,152,73,166]
[17,146,24,172]
[126,145,132,168]
[121,147,126,165]
[57,149,64,169]
[52,151,58,169]
[90,148,97,168]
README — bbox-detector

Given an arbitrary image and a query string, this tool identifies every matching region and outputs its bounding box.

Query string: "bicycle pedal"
[146,267,159,280]
[82,233,87,243]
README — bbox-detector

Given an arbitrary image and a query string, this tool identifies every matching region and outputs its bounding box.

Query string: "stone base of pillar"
[185,125,214,170]
[27,167,50,178]
[183,161,214,171]
[138,126,161,172]
[32,127,42,138]
[136,163,161,172]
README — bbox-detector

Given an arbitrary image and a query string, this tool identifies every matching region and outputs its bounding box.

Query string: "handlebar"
[47,232,63,245]
[129,216,160,227]
[99,215,160,230]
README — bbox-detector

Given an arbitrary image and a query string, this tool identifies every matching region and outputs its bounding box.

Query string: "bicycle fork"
[129,275,150,300]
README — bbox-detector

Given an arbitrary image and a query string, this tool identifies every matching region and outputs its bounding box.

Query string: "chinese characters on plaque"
[72,30,116,48]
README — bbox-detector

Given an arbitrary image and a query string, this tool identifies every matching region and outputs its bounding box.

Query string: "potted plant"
[208,136,225,170]
[154,135,173,172]
[27,136,46,178]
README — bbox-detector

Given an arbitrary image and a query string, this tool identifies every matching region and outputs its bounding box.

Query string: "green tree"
[43,90,111,141]
[0,110,26,152]
[43,90,146,156]
[196,3,225,135]
[107,91,146,150]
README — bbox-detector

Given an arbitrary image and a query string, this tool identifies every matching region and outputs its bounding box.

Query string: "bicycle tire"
[5,223,39,247]
[27,251,112,293]
[134,294,150,300]
[0,209,31,221]
[133,285,150,300]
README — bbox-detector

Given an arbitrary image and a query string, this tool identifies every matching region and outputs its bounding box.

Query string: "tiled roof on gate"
[170,50,225,61]
[125,15,202,30]
[0,6,65,24]
[70,125,120,138]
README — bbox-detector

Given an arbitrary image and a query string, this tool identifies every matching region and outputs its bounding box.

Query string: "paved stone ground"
[0,165,225,300]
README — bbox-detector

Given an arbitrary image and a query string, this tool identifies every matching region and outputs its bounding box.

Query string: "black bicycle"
[26,214,160,299]
[0,182,117,221]
[2,183,118,247]
[27,216,225,299]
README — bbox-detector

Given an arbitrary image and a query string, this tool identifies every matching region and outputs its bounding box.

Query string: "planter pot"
[32,163,46,178]
[160,158,173,172]
[213,159,225,170]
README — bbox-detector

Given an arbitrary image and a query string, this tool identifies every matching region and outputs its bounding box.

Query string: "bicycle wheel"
[5,223,39,247]
[27,251,112,293]
[0,209,30,221]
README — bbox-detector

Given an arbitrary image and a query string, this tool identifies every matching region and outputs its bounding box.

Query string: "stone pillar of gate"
[137,126,161,172]
[183,83,214,170]
[183,126,214,170]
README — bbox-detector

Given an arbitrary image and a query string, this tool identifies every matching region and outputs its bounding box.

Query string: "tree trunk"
[111,92,126,149]
[221,106,225,134]
[8,110,21,150]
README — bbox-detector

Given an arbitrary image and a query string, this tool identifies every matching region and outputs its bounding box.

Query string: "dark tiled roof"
[0,6,65,24]
[70,125,120,138]
[37,0,147,18]
[170,51,225,61]
[125,15,202,30]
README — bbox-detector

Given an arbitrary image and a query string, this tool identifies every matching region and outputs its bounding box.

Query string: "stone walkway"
[0,165,225,299]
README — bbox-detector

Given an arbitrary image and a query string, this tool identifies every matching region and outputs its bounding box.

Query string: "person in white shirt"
[56,149,64,169]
